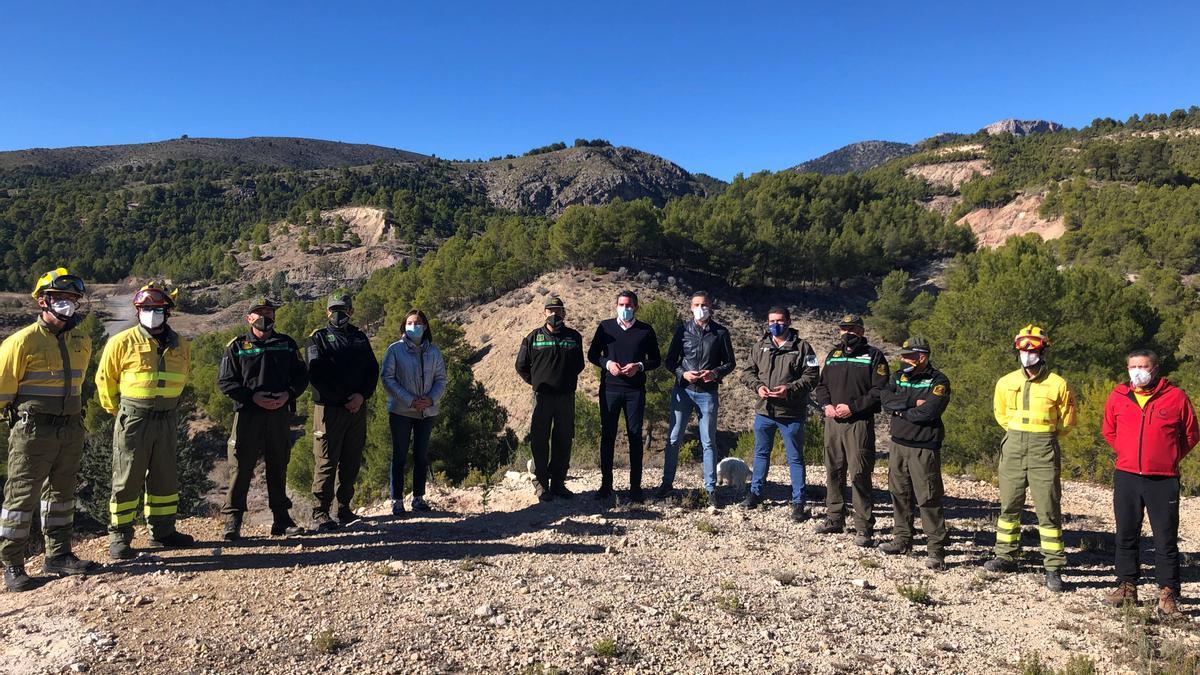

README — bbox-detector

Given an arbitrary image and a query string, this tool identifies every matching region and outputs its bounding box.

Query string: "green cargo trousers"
[0,413,84,565]
[887,440,949,557]
[222,408,294,517]
[310,404,367,516]
[824,418,876,534]
[994,429,1065,570]
[108,405,180,545]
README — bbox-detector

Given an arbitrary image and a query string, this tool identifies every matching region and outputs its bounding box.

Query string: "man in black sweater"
[812,314,889,546]
[516,296,585,500]
[587,290,662,503]
[877,336,951,569]
[304,293,380,531]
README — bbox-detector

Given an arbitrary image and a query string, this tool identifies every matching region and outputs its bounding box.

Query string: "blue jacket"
[380,336,447,418]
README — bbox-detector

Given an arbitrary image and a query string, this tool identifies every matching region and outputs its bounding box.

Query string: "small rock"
[850,579,871,589]
[488,615,507,627]
[475,603,495,618]
[69,663,89,673]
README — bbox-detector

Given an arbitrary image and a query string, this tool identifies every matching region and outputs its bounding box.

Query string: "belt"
[122,407,174,420]
[26,412,75,426]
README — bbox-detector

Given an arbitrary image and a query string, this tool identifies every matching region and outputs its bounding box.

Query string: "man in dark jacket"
[813,314,889,546]
[877,337,951,569]
[587,290,661,503]
[516,296,585,500]
[656,291,736,506]
[740,307,819,521]
[218,297,309,540]
[304,293,379,531]
[1102,349,1199,617]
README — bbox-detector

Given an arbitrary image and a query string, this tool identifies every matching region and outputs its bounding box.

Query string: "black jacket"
[218,331,309,412]
[303,323,379,406]
[813,342,889,421]
[516,325,585,394]
[664,319,736,392]
[586,318,661,391]
[741,329,820,420]
[879,364,951,449]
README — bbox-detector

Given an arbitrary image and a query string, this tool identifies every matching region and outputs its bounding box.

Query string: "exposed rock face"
[789,140,915,175]
[982,119,1064,137]
[905,159,993,190]
[957,192,1066,247]
[464,146,712,216]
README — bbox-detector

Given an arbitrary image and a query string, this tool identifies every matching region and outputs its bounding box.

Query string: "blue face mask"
[768,322,787,337]
[405,324,425,341]
[617,306,635,322]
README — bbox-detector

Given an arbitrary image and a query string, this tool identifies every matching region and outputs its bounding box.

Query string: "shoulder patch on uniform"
[876,364,887,376]
[832,350,842,358]
[933,384,946,396]
[242,341,254,350]
[900,374,908,382]
[325,333,337,343]
[805,355,818,367]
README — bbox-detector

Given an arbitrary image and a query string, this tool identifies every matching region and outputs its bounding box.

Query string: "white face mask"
[1019,351,1041,368]
[50,299,77,318]
[139,309,166,329]
[692,307,711,322]
[1129,368,1153,388]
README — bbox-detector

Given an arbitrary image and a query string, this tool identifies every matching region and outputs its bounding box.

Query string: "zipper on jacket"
[57,331,71,416]
[1137,399,1150,474]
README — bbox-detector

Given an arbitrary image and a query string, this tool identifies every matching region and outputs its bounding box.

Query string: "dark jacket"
[218,331,309,412]
[303,323,379,406]
[664,319,736,392]
[1103,378,1200,477]
[813,341,889,421]
[516,325,585,394]
[587,318,661,391]
[741,329,819,419]
[879,364,951,449]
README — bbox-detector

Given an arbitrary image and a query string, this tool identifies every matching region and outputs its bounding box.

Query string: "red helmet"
[133,283,178,309]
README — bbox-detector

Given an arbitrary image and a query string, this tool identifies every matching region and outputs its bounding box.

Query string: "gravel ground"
[1,465,1197,674]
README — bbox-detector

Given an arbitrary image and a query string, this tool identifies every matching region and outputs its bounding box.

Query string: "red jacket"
[1103,378,1200,477]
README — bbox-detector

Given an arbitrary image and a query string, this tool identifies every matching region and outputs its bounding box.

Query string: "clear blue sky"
[2,1,1198,180]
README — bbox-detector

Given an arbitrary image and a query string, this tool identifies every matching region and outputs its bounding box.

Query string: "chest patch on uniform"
[932,384,946,396]
[325,334,337,343]
[242,342,254,350]
[832,350,842,358]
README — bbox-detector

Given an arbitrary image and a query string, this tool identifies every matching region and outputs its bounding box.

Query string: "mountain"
[0,136,429,173]
[788,140,915,175]
[981,119,1064,137]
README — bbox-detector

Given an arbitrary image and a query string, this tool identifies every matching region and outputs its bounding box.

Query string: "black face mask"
[330,310,350,328]
[840,333,864,350]
[546,314,564,328]
[252,316,275,332]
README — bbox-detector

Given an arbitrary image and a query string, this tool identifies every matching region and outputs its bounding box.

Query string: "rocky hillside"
[1,464,1196,674]
[982,119,1064,137]
[789,140,915,175]
[0,137,429,173]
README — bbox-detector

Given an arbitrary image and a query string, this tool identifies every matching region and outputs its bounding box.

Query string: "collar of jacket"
[401,335,428,351]
[1115,376,1171,399]
[138,324,179,348]
[36,315,68,335]
[760,329,798,351]
[899,364,937,382]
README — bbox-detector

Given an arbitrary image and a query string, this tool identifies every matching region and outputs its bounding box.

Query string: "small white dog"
[716,457,750,497]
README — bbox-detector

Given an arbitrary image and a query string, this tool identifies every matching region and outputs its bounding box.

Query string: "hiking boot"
[739,492,763,510]
[652,486,673,502]
[147,531,195,549]
[854,533,875,548]
[222,514,242,542]
[628,488,645,504]
[551,484,575,499]
[410,497,432,512]
[983,557,1017,573]
[534,481,553,502]
[336,504,359,524]
[1104,582,1138,607]
[879,540,912,555]
[313,511,339,533]
[593,486,614,501]
[790,503,811,522]
[814,519,844,535]
[109,540,137,561]
[391,499,407,516]
[42,553,100,576]
[1045,569,1066,593]
[706,490,721,510]
[925,555,947,572]
[4,565,34,592]
[271,515,303,537]
[1158,586,1181,618]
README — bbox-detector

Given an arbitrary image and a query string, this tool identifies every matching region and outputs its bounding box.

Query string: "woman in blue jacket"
[381,310,447,514]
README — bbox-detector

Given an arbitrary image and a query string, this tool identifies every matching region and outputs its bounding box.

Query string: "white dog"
[716,457,750,497]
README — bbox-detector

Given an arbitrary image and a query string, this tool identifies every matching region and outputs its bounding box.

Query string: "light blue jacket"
[380,336,447,418]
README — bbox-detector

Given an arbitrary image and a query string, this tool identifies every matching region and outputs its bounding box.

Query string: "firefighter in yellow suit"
[0,268,100,592]
[984,325,1077,592]
[96,283,194,560]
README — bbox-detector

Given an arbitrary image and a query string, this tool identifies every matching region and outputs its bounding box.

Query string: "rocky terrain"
[904,159,992,191]
[957,192,1066,249]
[982,119,1065,137]
[0,462,1196,675]
[788,141,915,175]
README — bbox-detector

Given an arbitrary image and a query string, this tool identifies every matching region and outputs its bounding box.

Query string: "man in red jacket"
[1101,349,1199,617]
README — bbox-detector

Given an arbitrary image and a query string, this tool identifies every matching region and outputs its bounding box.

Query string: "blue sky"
[2,1,1198,179]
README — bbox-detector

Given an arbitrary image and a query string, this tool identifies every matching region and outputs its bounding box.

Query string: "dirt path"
[0,466,1197,674]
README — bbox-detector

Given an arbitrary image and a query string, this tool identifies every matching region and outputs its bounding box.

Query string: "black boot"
[222,514,242,542]
[109,540,137,561]
[4,565,35,592]
[313,511,339,532]
[148,531,195,549]
[42,553,100,576]
[271,512,304,536]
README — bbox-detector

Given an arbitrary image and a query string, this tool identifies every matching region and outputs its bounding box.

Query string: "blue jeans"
[661,386,719,491]
[389,414,434,500]
[750,414,807,504]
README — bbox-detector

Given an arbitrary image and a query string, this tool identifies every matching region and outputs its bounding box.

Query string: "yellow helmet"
[133,282,179,309]
[31,268,86,299]
[1013,324,1049,351]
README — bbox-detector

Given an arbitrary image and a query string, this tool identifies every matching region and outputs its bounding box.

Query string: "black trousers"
[1114,469,1180,592]
[599,386,646,490]
[224,408,293,517]
[530,391,575,488]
